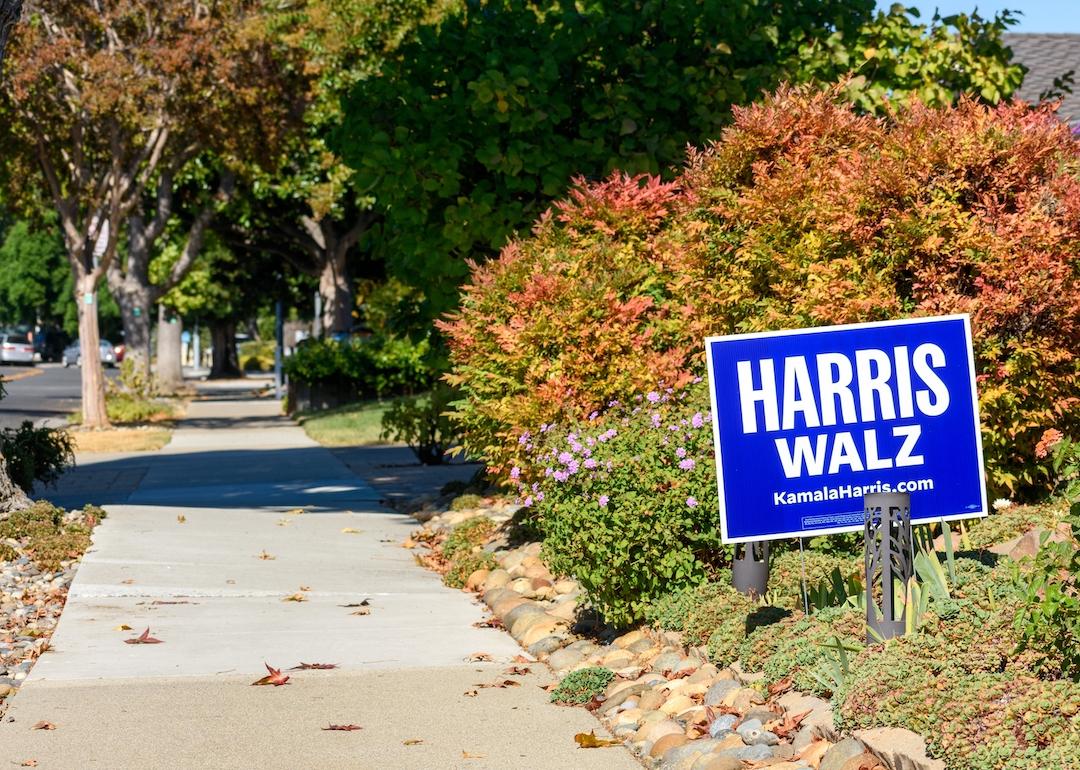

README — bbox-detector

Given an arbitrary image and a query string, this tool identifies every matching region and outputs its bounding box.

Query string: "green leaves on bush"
[0,421,74,492]
[550,667,614,705]
[284,335,432,397]
[379,384,462,465]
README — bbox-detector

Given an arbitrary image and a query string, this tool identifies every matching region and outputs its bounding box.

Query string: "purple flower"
[518,431,531,445]
[588,411,599,421]
[691,412,704,428]
[582,448,592,457]
[679,458,696,471]
[686,497,698,508]
[651,413,662,428]
[531,482,540,493]
[523,496,534,507]
[553,470,570,482]
[570,441,583,453]
[567,460,580,474]
[669,425,679,431]
[676,447,687,458]
[536,491,544,502]
[510,466,521,480]
[584,458,598,469]
[598,495,610,507]
[586,437,596,446]
[540,423,551,433]
[544,467,553,477]
[606,460,614,470]
[647,391,661,403]
[558,451,574,464]
[608,400,620,407]
[692,376,703,384]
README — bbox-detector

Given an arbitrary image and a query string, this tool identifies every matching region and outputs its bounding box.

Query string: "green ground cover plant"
[0,501,105,571]
[549,667,614,705]
[441,517,497,588]
[0,421,74,492]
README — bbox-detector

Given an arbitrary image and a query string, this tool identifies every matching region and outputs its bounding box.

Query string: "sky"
[876,1,1080,32]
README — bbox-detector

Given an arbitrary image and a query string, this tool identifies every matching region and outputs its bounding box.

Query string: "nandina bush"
[444,85,1080,498]
[515,384,726,626]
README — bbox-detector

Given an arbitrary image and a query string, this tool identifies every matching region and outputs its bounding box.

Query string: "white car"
[0,333,35,365]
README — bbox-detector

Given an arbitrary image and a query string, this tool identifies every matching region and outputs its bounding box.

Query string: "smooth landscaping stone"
[482,586,513,606]
[659,694,696,717]
[614,629,649,649]
[650,733,689,758]
[744,706,776,724]
[553,579,578,594]
[708,714,737,738]
[483,569,512,589]
[820,738,870,770]
[853,727,946,770]
[509,576,533,593]
[686,663,719,684]
[527,634,566,657]
[703,679,740,706]
[547,647,585,671]
[692,756,744,770]
[659,739,724,770]
[638,688,666,712]
[651,651,684,673]
[717,744,773,761]
[547,600,578,621]
[519,618,566,647]
[600,683,650,714]
[465,568,489,590]
[503,601,546,628]
[600,649,636,669]
[736,717,763,741]
[492,596,529,619]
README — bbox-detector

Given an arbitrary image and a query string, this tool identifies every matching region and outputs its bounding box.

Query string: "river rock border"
[417,504,945,770]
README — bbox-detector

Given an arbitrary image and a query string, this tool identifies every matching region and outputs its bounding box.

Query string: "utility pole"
[0,0,20,68]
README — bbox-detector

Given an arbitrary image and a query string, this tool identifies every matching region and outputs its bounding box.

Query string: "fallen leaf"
[176,515,186,524]
[768,676,793,697]
[322,724,362,731]
[797,739,832,769]
[504,666,530,676]
[512,655,532,664]
[340,600,370,608]
[291,662,339,670]
[770,708,812,739]
[574,731,621,748]
[114,624,133,631]
[124,627,163,645]
[257,551,276,561]
[340,528,362,534]
[462,751,486,759]
[282,593,307,602]
[403,739,423,746]
[226,579,236,584]
[31,721,55,731]
[121,579,135,585]
[583,694,606,712]
[251,662,290,686]
[285,508,305,515]
[473,679,521,689]
[463,689,478,697]
[350,607,371,616]
[466,652,492,662]
[472,617,504,630]
[401,538,418,549]
[298,585,312,591]
[20,761,37,767]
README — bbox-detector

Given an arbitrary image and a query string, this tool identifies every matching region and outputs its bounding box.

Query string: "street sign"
[705,315,987,543]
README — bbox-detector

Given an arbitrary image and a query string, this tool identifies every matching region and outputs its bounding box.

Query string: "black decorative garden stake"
[0,0,21,68]
[732,540,770,597]
[864,492,913,642]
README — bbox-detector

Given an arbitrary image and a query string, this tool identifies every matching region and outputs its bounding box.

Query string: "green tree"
[0,216,68,328]
[336,1,1023,319]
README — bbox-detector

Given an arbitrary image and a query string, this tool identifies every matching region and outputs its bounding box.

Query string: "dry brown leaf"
[20,761,37,767]
[512,654,532,664]
[226,579,236,584]
[504,666,530,676]
[120,579,135,585]
[797,738,832,769]
[574,731,621,748]
[291,662,339,670]
[472,617,504,630]
[176,515,186,524]
[770,708,812,739]
[257,551,275,561]
[299,585,312,591]
[401,538,418,549]
[350,607,371,616]
[403,739,423,746]
[463,689,478,697]
[322,724,362,731]
[114,624,133,631]
[282,592,307,603]
[31,721,55,731]
[768,676,793,697]
[473,679,521,689]
[340,599,370,608]
[251,662,290,687]
[462,751,486,759]
[466,652,492,662]
[276,519,291,527]
[124,627,163,645]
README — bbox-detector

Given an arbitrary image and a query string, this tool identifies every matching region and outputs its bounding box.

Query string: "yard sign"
[705,315,987,543]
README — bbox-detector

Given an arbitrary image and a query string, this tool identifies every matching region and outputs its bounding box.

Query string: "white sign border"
[704,314,989,544]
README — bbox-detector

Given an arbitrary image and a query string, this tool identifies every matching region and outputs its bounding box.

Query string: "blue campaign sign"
[705,315,987,543]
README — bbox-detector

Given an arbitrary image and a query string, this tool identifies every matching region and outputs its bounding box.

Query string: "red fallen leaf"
[291,662,339,670]
[251,662,290,686]
[473,679,521,689]
[31,721,55,730]
[504,666,530,676]
[768,676,793,697]
[512,654,532,664]
[466,652,492,662]
[583,694,607,712]
[322,724,362,731]
[124,628,163,644]
[770,708,812,739]
[20,761,38,767]
[472,617,504,629]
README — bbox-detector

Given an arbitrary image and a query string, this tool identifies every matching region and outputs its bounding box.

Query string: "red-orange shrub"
[442,86,1080,496]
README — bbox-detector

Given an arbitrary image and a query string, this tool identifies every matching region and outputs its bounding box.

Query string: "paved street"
[0,384,632,770]
[0,363,118,429]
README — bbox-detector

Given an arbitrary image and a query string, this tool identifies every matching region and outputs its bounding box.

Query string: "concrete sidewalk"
[1,386,633,769]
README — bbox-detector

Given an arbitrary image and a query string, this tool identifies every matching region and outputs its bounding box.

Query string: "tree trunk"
[0,451,31,517]
[209,321,241,379]
[319,246,352,335]
[76,274,110,428]
[115,283,152,377]
[0,0,21,69]
[155,304,183,392]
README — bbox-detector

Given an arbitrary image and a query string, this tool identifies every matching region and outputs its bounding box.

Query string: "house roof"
[1004,33,1080,125]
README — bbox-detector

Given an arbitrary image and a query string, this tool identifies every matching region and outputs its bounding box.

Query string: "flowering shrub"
[444,85,1080,499]
[514,383,726,626]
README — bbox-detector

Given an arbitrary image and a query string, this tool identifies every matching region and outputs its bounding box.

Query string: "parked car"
[62,339,119,367]
[0,333,35,365]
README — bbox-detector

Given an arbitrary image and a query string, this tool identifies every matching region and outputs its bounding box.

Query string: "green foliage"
[0,421,75,492]
[964,502,1066,550]
[550,666,614,705]
[757,606,865,697]
[379,384,461,465]
[443,549,496,589]
[340,0,1021,319]
[441,516,495,562]
[446,86,1080,498]
[284,336,432,397]
[239,339,276,372]
[0,217,70,327]
[524,387,726,627]
[0,502,105,571]
[644,578,731,633]
[448,493,483,512]
[768,549,862,611]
